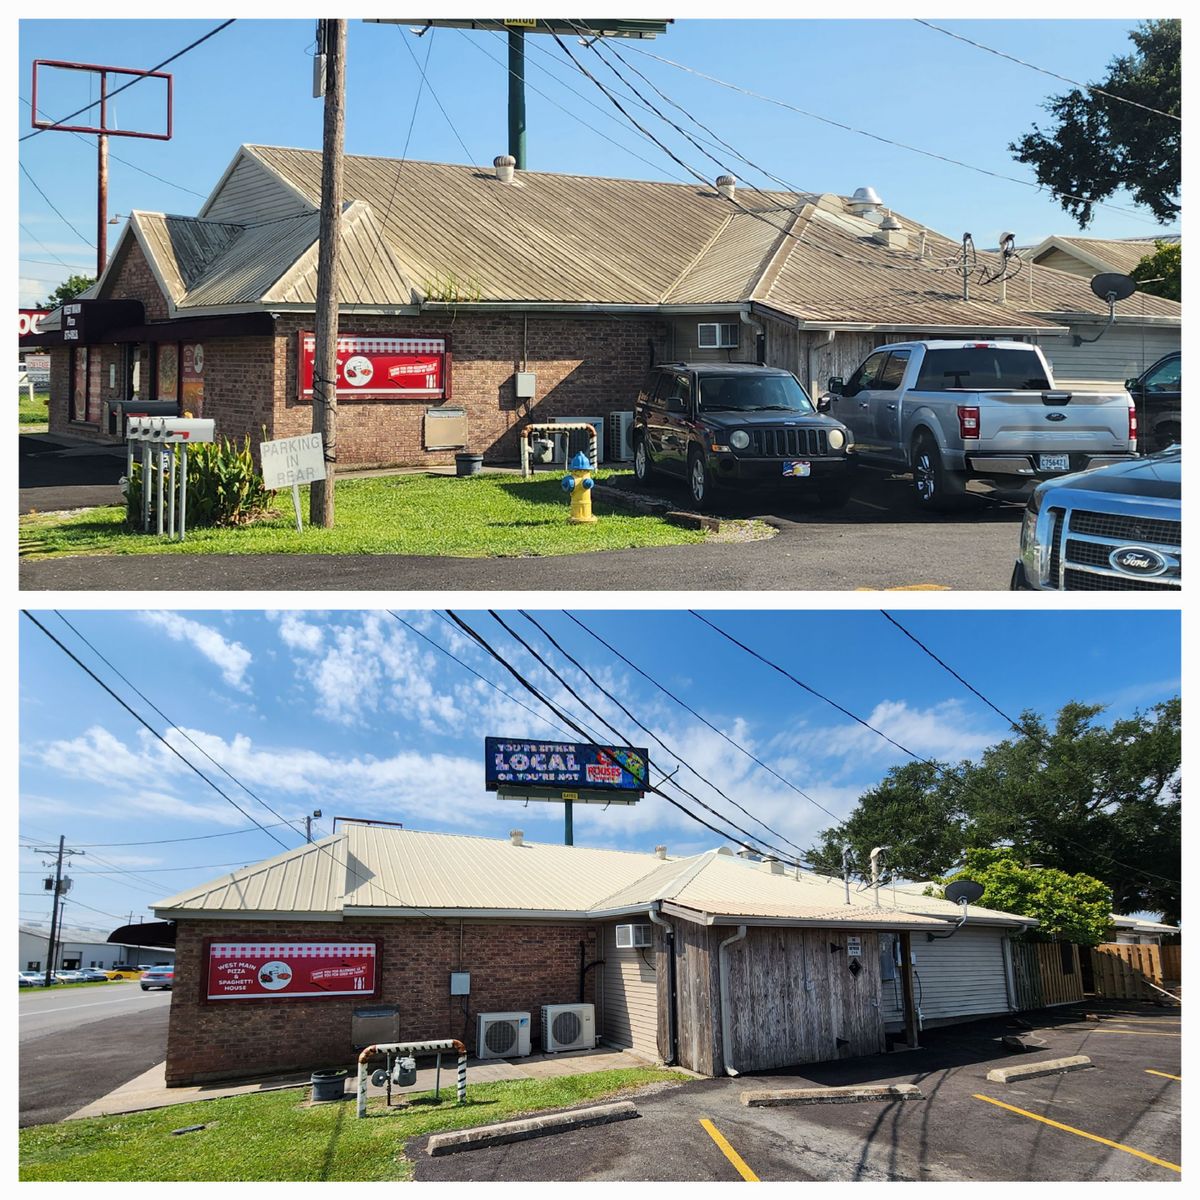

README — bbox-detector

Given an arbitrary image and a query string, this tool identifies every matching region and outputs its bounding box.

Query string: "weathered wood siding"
[598,921,660,1059]
[1011,942,1086,1009]
[881,927,1012,1027]
[722,928,885,1072]
[1091,942,1181,1000]
[673,919,721,1076]
[202,153,314,225]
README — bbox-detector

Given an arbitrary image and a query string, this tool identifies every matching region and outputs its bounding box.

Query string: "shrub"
[125,435,270,530]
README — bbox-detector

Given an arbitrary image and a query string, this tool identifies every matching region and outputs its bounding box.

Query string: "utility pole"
[961,232,973,302]
[310,17,346,528]
[304,808,323,843]
[33,836,83,987]
[96,78,109,277]
[842,845,852,905]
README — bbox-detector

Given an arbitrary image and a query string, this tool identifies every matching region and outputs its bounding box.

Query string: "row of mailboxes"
[126,415,216,444]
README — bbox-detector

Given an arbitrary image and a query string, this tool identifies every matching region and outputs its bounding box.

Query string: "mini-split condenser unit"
[476,1011,531,1060]
[541,1003,596,1053]
[608,411,635,462]
[615,923,653,949]
[553,416,605,464]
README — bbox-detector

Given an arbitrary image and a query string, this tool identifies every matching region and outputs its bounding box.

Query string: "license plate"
[1039,454,1070,472]
[782,460,811,477]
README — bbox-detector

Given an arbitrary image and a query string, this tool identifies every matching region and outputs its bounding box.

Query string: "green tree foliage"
[1130,240,1181,302]
[807,699,1180,923]
[932,849,1111,946]
[1009,19,1180,227]
[40,274,96,309]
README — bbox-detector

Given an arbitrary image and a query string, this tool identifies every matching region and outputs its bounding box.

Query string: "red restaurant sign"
[19,309,50,338]
[206,942,377,1000]
[298,333,447,399]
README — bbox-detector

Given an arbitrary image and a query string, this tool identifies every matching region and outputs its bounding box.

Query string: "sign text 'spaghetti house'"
[152,824,1034,1085]
[27,145,1179,467]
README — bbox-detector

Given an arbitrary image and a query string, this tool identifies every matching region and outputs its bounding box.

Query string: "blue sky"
[17,15,1180,306]
[19,609,1180,933]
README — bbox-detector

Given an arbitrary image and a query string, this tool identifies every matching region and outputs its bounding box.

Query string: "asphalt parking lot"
[412,1003,1180,1183]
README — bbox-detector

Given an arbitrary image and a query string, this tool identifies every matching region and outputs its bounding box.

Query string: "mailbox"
[156,418,215,444]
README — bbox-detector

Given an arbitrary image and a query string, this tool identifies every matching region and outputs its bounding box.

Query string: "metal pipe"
[647,906,677,1065]
[717,925,748,1076]
[179,444,188,540]
[167,448,176,539]
[356,1039,467,1118]
[870,846,887,908]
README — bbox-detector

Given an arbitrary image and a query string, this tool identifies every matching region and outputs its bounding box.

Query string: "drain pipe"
[647,906,678,1065]
[718,925,748,1076]
[809,329,836,400]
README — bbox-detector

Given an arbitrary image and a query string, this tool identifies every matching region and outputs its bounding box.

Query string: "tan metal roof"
[133,212,244,304]
[1032,235,1179,277]
[153,827,1019,931]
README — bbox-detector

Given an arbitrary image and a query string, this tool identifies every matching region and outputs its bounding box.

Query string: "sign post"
[260,433,327,532]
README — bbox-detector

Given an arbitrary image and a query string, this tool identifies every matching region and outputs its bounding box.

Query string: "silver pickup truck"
[826,340,1138,510]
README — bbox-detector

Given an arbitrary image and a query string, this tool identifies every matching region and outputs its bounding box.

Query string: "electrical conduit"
[718,925,748,1076]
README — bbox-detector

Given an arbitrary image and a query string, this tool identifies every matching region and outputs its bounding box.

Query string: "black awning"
[22,310,276,348]
[107,921,177,948]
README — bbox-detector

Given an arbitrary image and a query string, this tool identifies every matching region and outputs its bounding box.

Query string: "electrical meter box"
[514,372,537,400]
[449,971,471,996]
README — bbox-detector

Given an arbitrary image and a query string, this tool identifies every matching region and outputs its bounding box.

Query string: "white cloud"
[276,612,325,653]
[139,612,253,692]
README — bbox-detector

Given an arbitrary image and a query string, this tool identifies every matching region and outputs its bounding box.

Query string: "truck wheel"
[687,448,712,510]
[912,433,966,512]
[633,435,655,483]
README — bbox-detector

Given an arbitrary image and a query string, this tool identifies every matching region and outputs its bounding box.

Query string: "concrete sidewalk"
[67,1046,658,1121]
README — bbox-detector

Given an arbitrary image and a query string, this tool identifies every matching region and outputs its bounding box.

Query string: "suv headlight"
[730,430,750,451]
[828,428,846,451]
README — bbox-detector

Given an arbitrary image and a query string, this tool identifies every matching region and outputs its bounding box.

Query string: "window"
[915,347,1050,391]
[698,372,814,414]
[1143,356,1181,393]
[876,350,911,391]
[27,961,41,971]
[845,351,888,396]
[697,321,739,349]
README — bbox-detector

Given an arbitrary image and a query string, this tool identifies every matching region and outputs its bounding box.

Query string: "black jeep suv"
[631,362,856,509]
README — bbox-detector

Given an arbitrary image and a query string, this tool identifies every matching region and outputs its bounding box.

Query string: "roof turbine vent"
[510,829,525,847]
[873,210,909,250]
[848,185,884,222]
[715,174,737,200]
[494,154,517,185]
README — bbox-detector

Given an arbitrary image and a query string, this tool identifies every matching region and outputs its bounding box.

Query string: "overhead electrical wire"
[19,163,96,248]
[913,19,1181,122]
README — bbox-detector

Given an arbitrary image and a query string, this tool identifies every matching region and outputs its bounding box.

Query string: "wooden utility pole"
[310,18,346,528]
[33,836,82,988]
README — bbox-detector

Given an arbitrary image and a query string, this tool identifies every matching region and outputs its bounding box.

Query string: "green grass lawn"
[19,1067,686,1182]
[20,470,708,559]
[19,389,49,426]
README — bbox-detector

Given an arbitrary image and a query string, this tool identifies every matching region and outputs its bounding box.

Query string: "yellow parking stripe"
[699,1118,760,1182]
[1145,1070,1181,1081]
[1089,1030,1181,1038]
[973,1094,1180,1173]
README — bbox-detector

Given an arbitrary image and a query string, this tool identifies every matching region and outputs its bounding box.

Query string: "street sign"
[847,936,863,958]
[260,432,327,532]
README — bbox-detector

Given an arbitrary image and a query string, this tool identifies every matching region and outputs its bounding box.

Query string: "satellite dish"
[1090,272,1136,303]
[945,879,985,905]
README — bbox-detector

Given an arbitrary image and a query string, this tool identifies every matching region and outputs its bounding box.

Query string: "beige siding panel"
[599,922,660,1058]
[1032,247,1092,277]
[1036,326,1180,387]
[203,153,314,224]
[880,926,1011,1027]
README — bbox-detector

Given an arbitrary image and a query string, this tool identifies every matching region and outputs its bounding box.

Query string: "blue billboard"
[485,738,650,793]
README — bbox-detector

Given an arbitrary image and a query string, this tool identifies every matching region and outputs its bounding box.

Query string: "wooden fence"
[1090,943,1181,1001]
[1011,941,1085,1010]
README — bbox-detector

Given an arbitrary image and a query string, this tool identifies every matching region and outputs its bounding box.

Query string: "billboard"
[485,738,650,793]
[19,310,50,339]
[298,333,448,400]
[206,942,377,1001]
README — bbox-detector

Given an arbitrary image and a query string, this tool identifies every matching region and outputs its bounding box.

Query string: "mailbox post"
[125,416,215,539]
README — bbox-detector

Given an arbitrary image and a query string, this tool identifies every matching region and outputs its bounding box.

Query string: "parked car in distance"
[140,966,175,991]
[632,361,856,509]
[1125,351,1181,452]
[74,969,112,983]
[1011,447,1180,590]
[18,971,43,987]
[827,340,1137,510]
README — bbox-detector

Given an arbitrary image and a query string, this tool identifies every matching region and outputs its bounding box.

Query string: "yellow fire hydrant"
[560,451,598,523]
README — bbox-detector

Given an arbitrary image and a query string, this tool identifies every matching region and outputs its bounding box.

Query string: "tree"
[1009,19,1180,228]
[1130,240,1181,302]
[40,274,96,310]
[932,849,1111,946]
[807,698,1180,923]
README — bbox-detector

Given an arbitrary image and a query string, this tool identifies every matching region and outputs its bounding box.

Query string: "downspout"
[1001,932,1018,1012]
[808,329,836,400]
[647,906,678,1065]
[578,938,604,1003]
[718,925,748,1076]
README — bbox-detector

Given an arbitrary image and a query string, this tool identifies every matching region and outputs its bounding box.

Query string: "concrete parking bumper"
[426,1099,638,1156]
[741,1083,924,1106]
[986,1055,1093,1084]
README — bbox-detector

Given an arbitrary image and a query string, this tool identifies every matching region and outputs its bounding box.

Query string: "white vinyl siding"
[599,921,659,1059]
[880,927,1012,1027]
[1037,327,1180,389]
[202,154,314,224]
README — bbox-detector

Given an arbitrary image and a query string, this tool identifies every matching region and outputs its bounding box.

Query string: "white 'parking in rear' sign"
[260,433,327,489]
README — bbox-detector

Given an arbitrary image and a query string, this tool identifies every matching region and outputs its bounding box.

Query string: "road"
[19,469,1025,592]
[19,984,172,1127]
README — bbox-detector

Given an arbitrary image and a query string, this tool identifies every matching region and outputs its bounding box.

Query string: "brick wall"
[166,917,600,1085]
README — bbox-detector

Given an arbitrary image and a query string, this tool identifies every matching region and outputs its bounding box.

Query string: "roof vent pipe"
[716,173,737,200]
[510,829,524,846]
[759,857,784,875]
[655,845,668,860]
[494,154,516,184]
[848,186,883,219]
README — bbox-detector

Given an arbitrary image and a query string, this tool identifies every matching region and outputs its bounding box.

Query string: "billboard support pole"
[564,800,573,847]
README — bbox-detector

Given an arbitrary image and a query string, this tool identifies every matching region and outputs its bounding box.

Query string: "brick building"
[26,145,1179,468]
[151,823,1033,1086]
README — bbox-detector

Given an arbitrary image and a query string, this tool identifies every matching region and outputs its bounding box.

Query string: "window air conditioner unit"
[476,1011,531,1060]
[697,321,739,349]
[608,411,635,461]
[553,416,605,464]
[615,923,653,949]
[541,1003,596,1053]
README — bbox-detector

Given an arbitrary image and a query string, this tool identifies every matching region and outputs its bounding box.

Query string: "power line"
[53,821,296,849]
[621,42,1167,228]
[19,163,95,248]
[22,860,254,876]
[913,19,1180,122]
[20,20,236,142]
